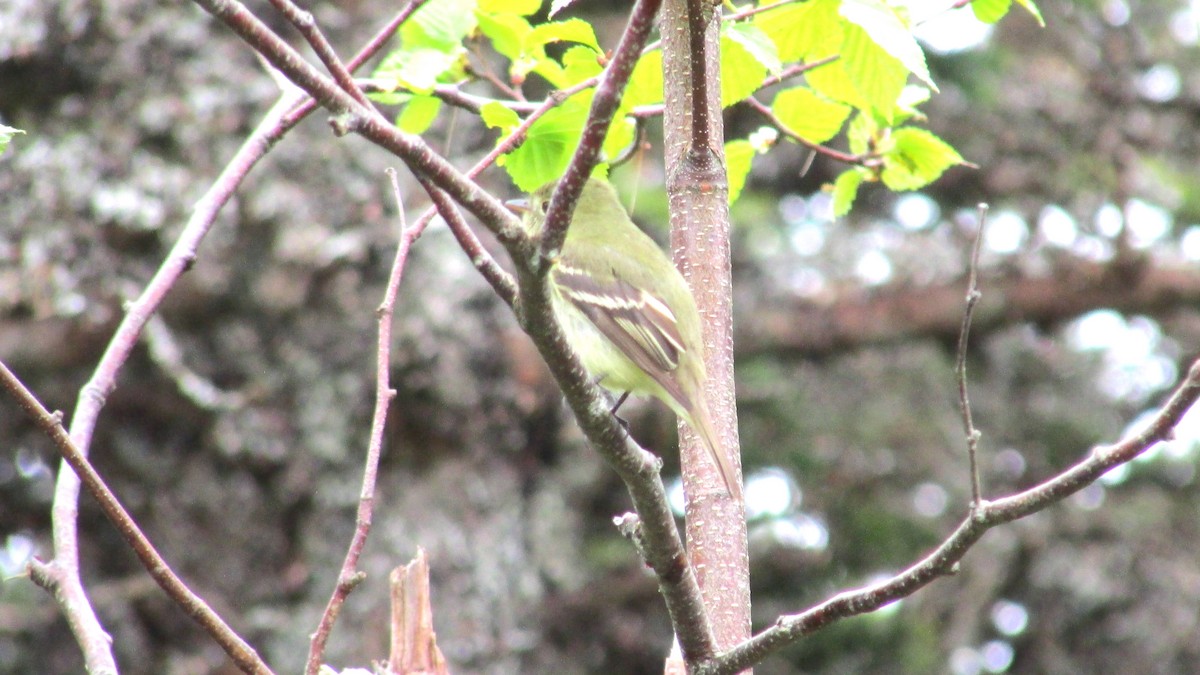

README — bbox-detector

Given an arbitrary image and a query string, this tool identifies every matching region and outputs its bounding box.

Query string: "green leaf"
[893,84,931,123]
[724,22,781,75]
[397,95,443,134]
[831,168,865,217]
[726,139,755,205]
[523,19,602,88]
[721,32,767,108]
[478,0,541,15]
[846,111,875,156]
[0,124,24,156]
[839,0,935,91]
[527,18,601,54]
[880,127,965,191]
[502,92,591,192]
[562,45,603,85]
[402,0,478,50]
[476,10,532,62]
[970,0,1012,23]
[839,22,908,121]
[625,51,663,108]
[806,59,867,110]
[373,47,463,94]
[602,117,637,162]
[755,0,842,63]
[771,86,852,144]
[480,100,521,132]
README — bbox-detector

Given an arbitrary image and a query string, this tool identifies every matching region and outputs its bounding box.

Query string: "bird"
[510,178,740,498]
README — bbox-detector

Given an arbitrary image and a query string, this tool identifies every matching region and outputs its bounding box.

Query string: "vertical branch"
[660,0,750,663]
[957,204,989,507]
[304,170,417,675]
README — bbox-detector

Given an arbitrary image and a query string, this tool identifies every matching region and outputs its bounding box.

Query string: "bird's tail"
[687,400,741,500]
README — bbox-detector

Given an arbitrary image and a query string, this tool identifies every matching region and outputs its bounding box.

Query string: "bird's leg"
[609,390,631,416]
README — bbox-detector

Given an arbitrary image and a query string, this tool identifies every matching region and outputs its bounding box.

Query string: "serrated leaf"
[970,0,1012,23]
[880,127,964,190]
[527,18,601,54]
[840,0,935,91]
[503,93,591,192]
[806,59,867,110]
[478,0,541,15]
[561,45,603,85]
[831,168,865,217]
[402,0,478,50]
[397,95,442,134]
[521,19,602,88]
[625,51,663,108]
[726,139,755,205]
[480,100,521,132]
[840,22,908,121]
[720,33,766,108]
[755,0,842,63]
[772,86,852,144]
[724,22,781,75]
[476,11,532,62]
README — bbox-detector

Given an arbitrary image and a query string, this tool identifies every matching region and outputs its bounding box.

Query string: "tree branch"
[704,357,1200,674]
[1,361,275,675]
[956,205,988,506]
[304,169,416,675]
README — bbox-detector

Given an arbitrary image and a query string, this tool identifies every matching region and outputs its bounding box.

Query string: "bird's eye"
[539,200,549,213]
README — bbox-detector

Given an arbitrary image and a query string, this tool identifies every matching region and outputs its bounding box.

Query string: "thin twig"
[703,355,1200,675]
[1,361,275,675]
[957,204,989,507]
[42,93,300,674]
[284,0,432,124]
[265,0,371,107]
[744,96,866,164]
[417,176,519,307]
[304,169,414,675]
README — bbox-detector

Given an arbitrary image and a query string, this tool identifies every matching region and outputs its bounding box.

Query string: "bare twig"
[957,205,989,507]
[265,0,371,107]
[282,0,433,127]
[1,361,275,675]
[703,357,1200,674]
[417,176,519,308]
[41,94,300,674]
[744,96,867,164]
[304,169,415,675]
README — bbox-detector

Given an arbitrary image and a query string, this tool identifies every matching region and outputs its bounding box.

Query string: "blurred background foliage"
[2,0,1200,673]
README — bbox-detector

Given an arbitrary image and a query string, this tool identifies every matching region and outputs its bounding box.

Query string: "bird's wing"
[552,262,690,405]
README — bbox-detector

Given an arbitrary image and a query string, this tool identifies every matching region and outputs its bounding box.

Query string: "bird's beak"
[504,197,530,215]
